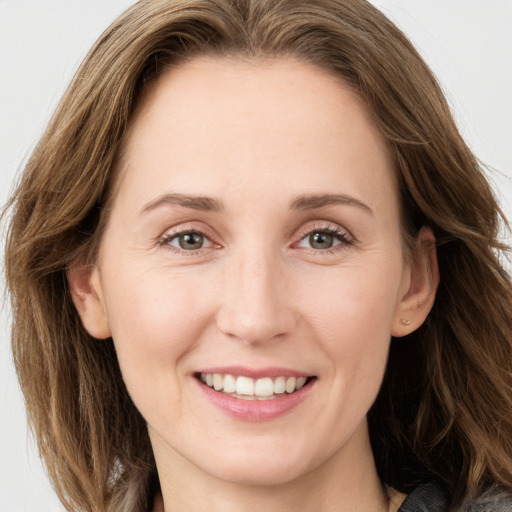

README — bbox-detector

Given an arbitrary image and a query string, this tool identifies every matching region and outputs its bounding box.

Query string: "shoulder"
[398,483,512,512]
[398,482,449,512]
[460,488,512,512]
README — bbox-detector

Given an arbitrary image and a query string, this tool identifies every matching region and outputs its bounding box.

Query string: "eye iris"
[179,232,204,250]
[309,232,334,249]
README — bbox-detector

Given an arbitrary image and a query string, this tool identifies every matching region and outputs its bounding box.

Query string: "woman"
[3,1,512,511]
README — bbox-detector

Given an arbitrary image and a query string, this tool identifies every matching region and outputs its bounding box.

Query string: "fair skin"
[70,57,438,512]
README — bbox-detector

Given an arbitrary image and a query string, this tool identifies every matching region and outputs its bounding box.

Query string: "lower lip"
[196,378,315,421]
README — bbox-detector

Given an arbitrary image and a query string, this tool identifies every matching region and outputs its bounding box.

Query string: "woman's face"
[74,57,435,486]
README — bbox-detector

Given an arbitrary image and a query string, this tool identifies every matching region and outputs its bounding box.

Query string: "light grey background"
[1,1,511,510]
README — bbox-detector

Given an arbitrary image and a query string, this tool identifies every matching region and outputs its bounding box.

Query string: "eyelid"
[157,223,221,254]
[292,221,356,251]
[155,220,354,256]
[296,221,354,240]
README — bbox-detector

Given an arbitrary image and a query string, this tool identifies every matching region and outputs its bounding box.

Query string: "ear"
[67,263,112,339]
[392,226,439,337]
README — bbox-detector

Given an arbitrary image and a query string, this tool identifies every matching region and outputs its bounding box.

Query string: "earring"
[400,319,412,326]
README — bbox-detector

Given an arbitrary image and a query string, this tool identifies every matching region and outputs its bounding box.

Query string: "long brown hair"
[4,1,512,510]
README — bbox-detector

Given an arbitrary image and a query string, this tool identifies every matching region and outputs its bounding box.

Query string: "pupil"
[179,232,203,250]
[310,232,333,249]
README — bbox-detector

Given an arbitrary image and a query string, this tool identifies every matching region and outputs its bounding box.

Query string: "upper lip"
[195,366,313,379]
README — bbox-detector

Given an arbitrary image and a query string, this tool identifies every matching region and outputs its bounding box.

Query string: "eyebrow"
[290,193,373,214]
[140,193,224,214]
[139,192,372,216]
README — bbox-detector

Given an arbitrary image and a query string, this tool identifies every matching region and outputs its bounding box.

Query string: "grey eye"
[308,232,334,249]
[172,232,205,250]
[297,229,346,251]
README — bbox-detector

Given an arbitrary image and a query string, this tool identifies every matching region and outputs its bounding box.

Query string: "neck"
[151,422,403,512]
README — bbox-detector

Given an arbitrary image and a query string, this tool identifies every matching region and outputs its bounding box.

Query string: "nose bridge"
[216,242,296,344]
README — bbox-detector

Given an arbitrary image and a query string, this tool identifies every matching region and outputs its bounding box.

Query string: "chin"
[192,437,321,487]
[206,458,311,487]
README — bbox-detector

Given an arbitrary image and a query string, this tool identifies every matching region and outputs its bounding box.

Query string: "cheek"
[298,260,403,386]
[101,265,213,396]
[302,262,401,335]
[106,260,210,338]
[100,265,222,433]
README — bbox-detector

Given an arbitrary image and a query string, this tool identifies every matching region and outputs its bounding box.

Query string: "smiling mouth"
[196,373,316,401]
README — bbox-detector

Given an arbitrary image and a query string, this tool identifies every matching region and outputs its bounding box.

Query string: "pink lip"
[194,372,316,422]
[197,366,310,379]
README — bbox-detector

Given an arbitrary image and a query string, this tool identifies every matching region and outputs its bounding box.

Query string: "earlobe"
[67,263,112,339]
[392,226,439,337]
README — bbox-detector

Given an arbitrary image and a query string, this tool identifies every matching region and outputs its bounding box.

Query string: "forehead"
[115,56,395,213]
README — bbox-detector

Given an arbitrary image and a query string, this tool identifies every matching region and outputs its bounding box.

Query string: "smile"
[195,367,317,421]
[199,373,310,400]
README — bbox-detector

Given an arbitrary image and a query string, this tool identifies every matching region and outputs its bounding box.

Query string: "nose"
[215,247,298,345]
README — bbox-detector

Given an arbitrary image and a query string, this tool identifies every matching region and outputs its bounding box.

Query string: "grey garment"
[398,483,449,512]
[462,489,512,512]
[398,483,512,512]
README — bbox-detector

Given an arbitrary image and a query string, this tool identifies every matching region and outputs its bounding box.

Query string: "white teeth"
[235,376,255,396]
[213,373,223,391]
[285,377,296,393]
[199,373,311,398]
[274,376,286,394]
[296,377,307,390]
[255,377,274,397]
[223,374,236,393]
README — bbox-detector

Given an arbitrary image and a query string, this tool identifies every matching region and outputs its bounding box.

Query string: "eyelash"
[157,223,355,256]
[157,227,217,255]
[294,224,354,254]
